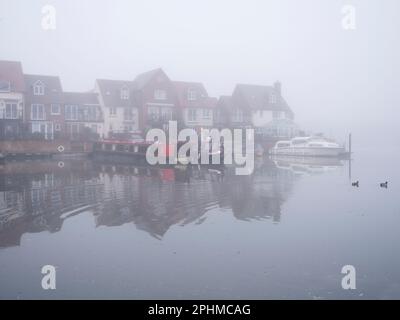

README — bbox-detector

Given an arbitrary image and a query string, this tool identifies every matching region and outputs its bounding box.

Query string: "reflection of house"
[24,74,64,140]
[62,92,103,140]
[0,161,103,248]
[0,61,25,139]
[173,81,217,130]
[0,158,298,247]
[94,79,139,138]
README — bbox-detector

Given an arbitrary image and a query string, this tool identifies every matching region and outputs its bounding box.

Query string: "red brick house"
[0,61,25,139]
[173,81,217,132]
[132,68,177,132]
[24,74,64,140]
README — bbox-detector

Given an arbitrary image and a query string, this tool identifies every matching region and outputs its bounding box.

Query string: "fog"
[1,0,399,147]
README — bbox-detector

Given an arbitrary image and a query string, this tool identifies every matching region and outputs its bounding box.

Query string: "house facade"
[132,68,177,132]
[94,79,139,139]
[24,74,65,140]
[0,61,25,139]
[219,82,298,138]
[62,92,103,140]
[173,81,217,131]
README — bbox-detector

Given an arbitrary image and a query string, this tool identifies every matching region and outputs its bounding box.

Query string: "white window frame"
[5,103,18,119]
[202,108,211,120]
[31,104,45,120]
[33,81,45,96]
[232,109,243,122]
[273,111,282,119]
[269,93,277,104]
[188,109,197,122]
[65,105,79,121]
[51,104,61,115]
[187,90,197,101]
[154,89,167,100]
[120,86,129,100]
[110,107,117,116]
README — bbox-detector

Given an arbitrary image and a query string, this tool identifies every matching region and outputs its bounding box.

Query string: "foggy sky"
[1,0,399,147]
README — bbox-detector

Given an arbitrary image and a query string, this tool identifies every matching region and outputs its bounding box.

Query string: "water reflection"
[0,157,343,247]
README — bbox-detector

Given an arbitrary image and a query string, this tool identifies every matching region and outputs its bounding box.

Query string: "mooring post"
[349,133,352,155]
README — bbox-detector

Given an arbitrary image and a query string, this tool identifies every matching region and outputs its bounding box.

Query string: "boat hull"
[270,146,345,157]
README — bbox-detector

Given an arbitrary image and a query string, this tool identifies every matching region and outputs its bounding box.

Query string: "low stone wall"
[0,140,72,155]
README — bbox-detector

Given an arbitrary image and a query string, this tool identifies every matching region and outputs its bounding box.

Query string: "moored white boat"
[269,136,345,157]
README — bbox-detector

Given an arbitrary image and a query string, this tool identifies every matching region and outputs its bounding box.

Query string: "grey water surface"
[0,148,399,299]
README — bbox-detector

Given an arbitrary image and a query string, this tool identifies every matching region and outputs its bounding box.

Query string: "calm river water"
[0,148,399,299]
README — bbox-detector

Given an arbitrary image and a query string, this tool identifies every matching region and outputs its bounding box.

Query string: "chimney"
[274,81,281,97]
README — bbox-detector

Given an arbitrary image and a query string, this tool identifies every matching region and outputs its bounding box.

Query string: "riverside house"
[218,82,298,138]
[173,81,217,132]
[62,92,103,140]
[132,68,177,132]
[0,61,25,139]
[94,79,138,139]
[24,74,64,140]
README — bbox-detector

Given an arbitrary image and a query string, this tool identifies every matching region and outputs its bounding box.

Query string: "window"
[154,89,167,100]
[148,107,159,120]
[91,124,98,133]
[0,80,10,93]
[110,107,117,116]
[51,104,61,115]
[188,109,197,122]
[273,111,282,119]
[32,122,53,140]
[161,108,172,121]
[124,108,133,120]
[86,106,97,120]
[33,82,45,96]
[120,86,129,100]
[31,104,45,120]
[232,109,243,122]
[55,123,61,131]
[187,90,197,101]
[202,108,211,119]
[269,93,277,104]
[65,105,79,120]
[5,103,18,119]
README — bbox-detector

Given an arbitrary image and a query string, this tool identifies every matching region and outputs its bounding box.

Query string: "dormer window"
[154,89,166,100]
[0,80,11,93]
[33,81,45,96]
[269,93,277,104]
[120,86,129,100]
[187,90,197,101]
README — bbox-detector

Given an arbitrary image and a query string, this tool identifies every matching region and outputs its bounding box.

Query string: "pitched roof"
[132,68,165,90]
[233,83,293,114]
[0,60,25,92]
[172,81,216,108]
[96,79,134,107]
[24,74,62,93]
[62,92,100,105]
